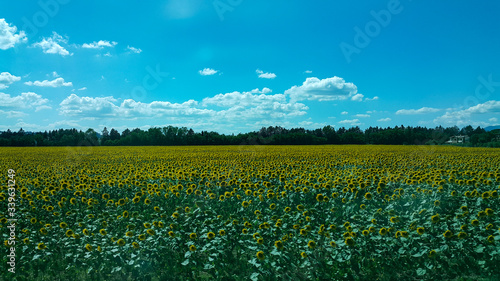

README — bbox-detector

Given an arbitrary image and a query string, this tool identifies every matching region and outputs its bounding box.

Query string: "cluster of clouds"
[0,18,141,57]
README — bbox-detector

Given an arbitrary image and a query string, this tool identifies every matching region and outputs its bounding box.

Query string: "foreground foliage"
[1,145,499,280]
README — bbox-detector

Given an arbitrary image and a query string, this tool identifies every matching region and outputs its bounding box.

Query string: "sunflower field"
[1,145,499,280]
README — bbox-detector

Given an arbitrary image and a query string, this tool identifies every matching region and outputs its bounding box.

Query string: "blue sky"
[1,0,499,134]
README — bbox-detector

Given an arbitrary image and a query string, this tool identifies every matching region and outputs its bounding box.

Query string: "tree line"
[0,125,499,147]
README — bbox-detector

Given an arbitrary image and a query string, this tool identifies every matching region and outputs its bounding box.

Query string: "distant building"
[446,135,470,144]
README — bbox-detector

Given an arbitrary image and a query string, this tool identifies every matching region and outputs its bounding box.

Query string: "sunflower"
[99,229,107,236]
[329,224,337,231]
[257,238,264,244]
[40,228,48,235]
[307,240,316,249]
[241,201,249,208]
[443,230,453,239]
[416,227,425,235]
[207,232,215,239]
[471,219,480,226]
[269,203,276,210]
[330,241,337,247]
[485,208,494,216]
[59,222,68,228]
[253,232,261,239]
[300,252,307,258]
[274,240,284,250]
[362,230,370,236]
[487,235,495,243]
[147,229,156,236]
[428,250,436,258]
[189,233,197,240]
[458,232,467,239]
[23,238,30,244]
[379,228,387,236]
[316,194,324,202]
[139,234,146,240]
[132,242,140,249]
[65,229,74,237]
[297,204,305,211]
[37,242,46,250]
[360,204,366,210]
[256,251,265,260]
[345,237,355,246]
[300,229,307,236]
[85,244,92,251]
[284,207,291,212]
[117,239,126,246]
[431,214,440,223]
[390,216,399,223]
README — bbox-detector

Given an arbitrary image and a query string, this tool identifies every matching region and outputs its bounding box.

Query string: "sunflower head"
[256,251,265,260]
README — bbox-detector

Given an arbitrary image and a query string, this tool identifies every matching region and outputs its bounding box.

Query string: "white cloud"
[489,117,498,123]
[434,100,500,127]
[199,68,218,76]
[0,19,27,50]
[338,119,361,126]
[377,117,391,122]
[0,92,49,108]
[341,111,348,115]
[78,87,87,91]
[285,76,360,102]
[24,77,72,87]
[365,96,379,101]
[82,40,117,49]
[51,71,60,78]
[0,109,27,118]
[256,69,276,79]
[0,72,21,89]
[32,32,72,56]
[351,93,364,101]
[35,105,52,111]
[127,45,142,54]
[304,70,313,74]
[104,52,112,57]
[355,114,370,118]
[396,107,440,115]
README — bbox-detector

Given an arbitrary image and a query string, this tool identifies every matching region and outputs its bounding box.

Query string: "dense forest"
[1,125,499,147]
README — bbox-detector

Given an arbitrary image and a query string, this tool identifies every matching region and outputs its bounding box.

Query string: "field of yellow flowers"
[1,145,499,280]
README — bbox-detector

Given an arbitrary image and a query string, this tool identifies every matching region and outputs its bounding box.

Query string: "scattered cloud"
[434,100,500,127]
[365,96,379,101]
[341,111,348,115]
[0,72,21,89]
[32,32,72,56]
[82,40,117,49]
[396,107,440,115]
[78,87,87,91]
[489,117,498,123]
[377,117,391,122]
[285,76,360,102]
[24,77,73,87]
[127,45,142,54]
[0,109,27,118]
[338,119,361,126]
[0,18,27,50]
[256,69,276,79]
[304,70,313,74]
[355,114,370,118]
[351,93,364,101]
[51,71,60,78]
[0,92,49,109]
[199,68,218,76]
